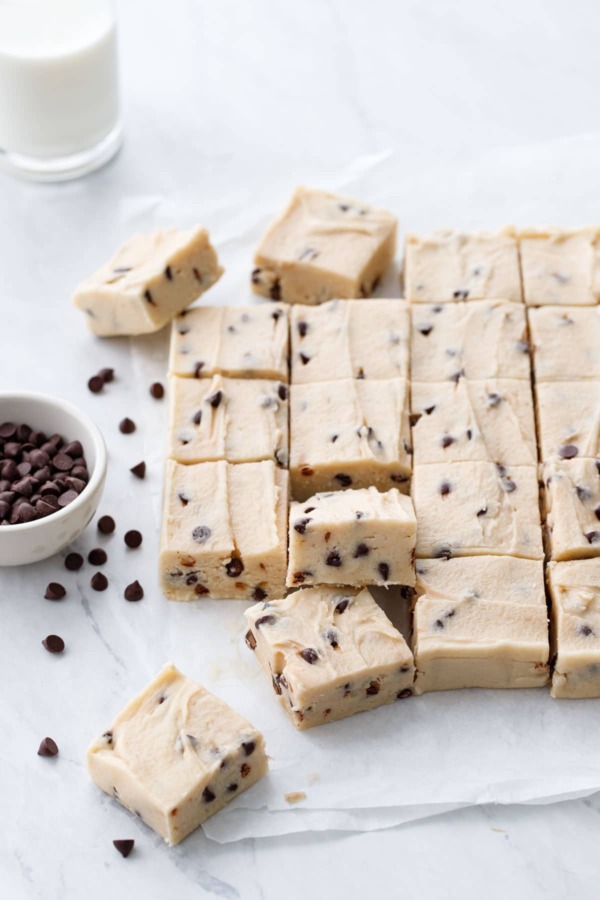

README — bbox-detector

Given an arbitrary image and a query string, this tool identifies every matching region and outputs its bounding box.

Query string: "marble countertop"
[2,1,600,897]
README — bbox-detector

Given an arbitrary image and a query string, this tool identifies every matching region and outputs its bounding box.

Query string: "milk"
[0,0,121,179]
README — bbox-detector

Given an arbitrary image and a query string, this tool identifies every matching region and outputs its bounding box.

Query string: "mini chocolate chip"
[441,435,455,449]
[97,515,115,534]
[278,384,288,401]
[397,688,413,700]
[578,624,594,636]
[585,532,599,544]
[335,598,350,614]
[207,391,223,409]
[417,324,433,336]
[440,481,451,496]
[326,550,342,567]
[192,409,202,426]
[98,368,114,384]
[64,552,83,571]
[44,582,66,601]
[88,548,107,566]
[88,375,104,393]
[297,321,308,337]
[91,572,108,591]
[453,289,469,299]
[227,783,238,792]
[192,525,211,543]
[130,461,146,479]
[245,630,257,650]
[226,557,244,577]
[353,543,369,558]
[193,362,204,378]
[450,370,464,383]
[42,634,65,654]
[595,505,600,521]
[202,787,216,802]
[294,517,311,535]
[119,418,136,434]
[325,627,339,649]
[255,615,276,629]
[378,562,390,581]
[164,265,173,281]
[37,737,59,757]
[124,580,144,601]
[501,477,517,493]
[334,473,352,487]
[242,741,255,756]
[144,289,156,306]
[252,586,267,601]
[434,618,445,629]
[300,648,318,664]
[150,382,164,399]
[486,393,502,408]
[559,444,579,459]
[477,506,488,517]
[434,543,452,559]
[113,839,134,858]
[366,681,380,695]
[300,466,314,476]
[124,530,142,549]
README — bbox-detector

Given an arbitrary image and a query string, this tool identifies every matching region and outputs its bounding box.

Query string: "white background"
[2,1,600,897]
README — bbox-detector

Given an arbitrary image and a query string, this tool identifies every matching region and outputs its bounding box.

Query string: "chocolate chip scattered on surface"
[37,737,59,757]
[124,530,142,549]
[42,634,65,654]
[113,839,135,858]
[150,382,164,399]
[130,461,146,479]
[124,580,144,601]
[119,417,136,434]
[44,582,66,601]
[91,572,108,592]
[88,548,107,566]
[97,515,116,534]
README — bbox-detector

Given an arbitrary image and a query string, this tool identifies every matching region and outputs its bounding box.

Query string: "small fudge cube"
[413,557,549,693]
[404,227,522,304]
[411,379,537,466]
[535,382,600,462]
[290,377,412,501]
[542,458,600,561]
[287,488,416,589]
[547,560,600,698]
[169,304,289,381]
[73,228,223,337]
[412,461,543,560]
[167,375,288,467]
[87,663,268,844]
[411,301,530,383]
[528,306,600,382]
[519,228,600,306]
[251,187,397,305]
[244,586,414,729]
[160,460,288,601]
[290,299,409,383]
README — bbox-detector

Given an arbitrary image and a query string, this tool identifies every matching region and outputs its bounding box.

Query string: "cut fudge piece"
[169,304,289,381]
[547,560,600,698]
[519,227,600,306]
[290,299,409,383]
[404,227,522,304]
[87,663,268,844]
[411,378,537,466]
[411,300,530,383]
[542,458,600,561]
[251,186,397,305]
[290,377,411,501]
[73,228,223,337]
[413,557,549,693]
[167,375,288,467]
[160,459,288,601]
[412,461,543,560]
[287,487,416,589]
[528,306,600,382]
[535,382,600,462]
[244,586,414,729]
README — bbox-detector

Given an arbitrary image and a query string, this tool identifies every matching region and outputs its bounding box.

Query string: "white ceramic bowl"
[0,392,107,566]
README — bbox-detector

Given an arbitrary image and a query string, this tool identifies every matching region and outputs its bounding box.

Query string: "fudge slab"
[404,227,522,304]
[290,299,409,384]
[287,487,416,589]
[412,461,543,560]
[160,460,288,601]
[73,228,223,337]
[87,663,267,844]
[411,378,537,466]
[169,304,289,381]
[251,186,397,305]
[519,228,600,306]
[244,586,414,729]
[411,300,530,383]
[542,458,600,561]
[167,375,288,467]
[535,382,600,462]
[547,560,600,698]
[413,557,549,693]
[528,306,600,382]
[290,377,412,501]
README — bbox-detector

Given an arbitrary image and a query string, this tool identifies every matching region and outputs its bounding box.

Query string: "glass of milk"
[0,0,121,181]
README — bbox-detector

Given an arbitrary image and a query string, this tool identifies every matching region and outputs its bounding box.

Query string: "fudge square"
[169,304,289,381]
[528,306,600,382]
[87,663,268,845]
[404,227,522,304]
[287,487,416,589]
[290,299,409,384]
[73,228,223,336]
[251,186,397,305]
[519,227,600,306]
[411,300,530,383]
[412,461,543,560]
[290,377,411,501]
[411,378,537,467]
[167,374,288,467]
[542,459,600,561]
[547,560,600,698]
[244,586,415,729]
[535,382,600,462]
[413,557,549,693]
[160,459,288,601]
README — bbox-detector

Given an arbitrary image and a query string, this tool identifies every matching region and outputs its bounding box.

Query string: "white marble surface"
[2,1,600,897]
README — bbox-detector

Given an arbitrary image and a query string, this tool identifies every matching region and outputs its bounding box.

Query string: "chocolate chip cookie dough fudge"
[542,458,600,561]
[535,382,600,462]
[287,487,416,589]
[87,664,268,844]
[412,557,549,693]
[519,228,600,306]
[167,375,288,467]
[547,560,600,698]
[251,187,397,305]
[404,227,522,304]
[73,228,223,336]
[411,301,531,383]
[290,299,409,383]
[169,304,289,381]
[244,587,414,729]
[528,306,600,382]
[290,377,411,501]
[160,459,288,600]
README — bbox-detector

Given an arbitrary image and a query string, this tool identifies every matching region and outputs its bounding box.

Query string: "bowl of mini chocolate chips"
[0,392,107,565]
